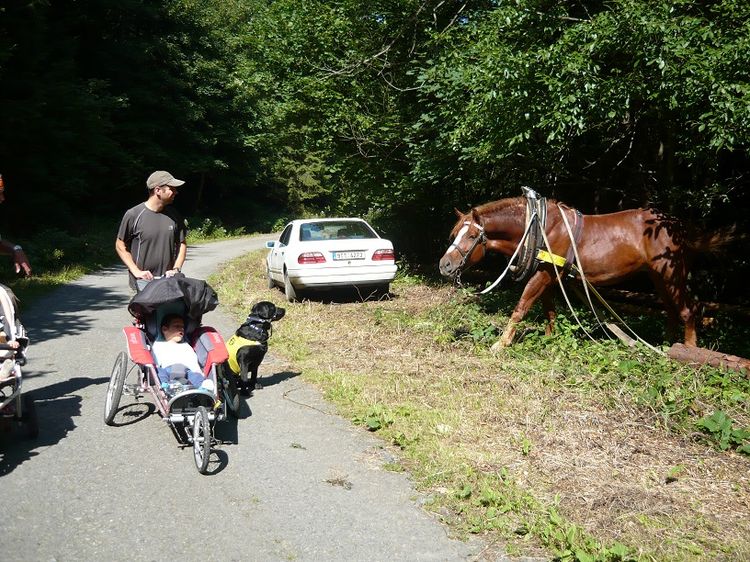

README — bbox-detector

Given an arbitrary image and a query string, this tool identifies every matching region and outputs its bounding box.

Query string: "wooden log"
[667,343,750,374]
[605,322,637,347]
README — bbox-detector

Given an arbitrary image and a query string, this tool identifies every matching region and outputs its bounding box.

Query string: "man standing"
[116,170,188,291]
[0,174,32,276]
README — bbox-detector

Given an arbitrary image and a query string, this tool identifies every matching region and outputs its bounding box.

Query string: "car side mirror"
[266,240,277,249]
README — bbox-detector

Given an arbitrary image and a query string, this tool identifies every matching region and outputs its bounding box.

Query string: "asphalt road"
[0,236,485,561]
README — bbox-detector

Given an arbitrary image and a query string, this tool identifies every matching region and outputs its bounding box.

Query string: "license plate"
[332,251,365,260]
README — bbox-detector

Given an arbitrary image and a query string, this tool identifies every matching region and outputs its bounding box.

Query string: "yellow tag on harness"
[536,250,567,267]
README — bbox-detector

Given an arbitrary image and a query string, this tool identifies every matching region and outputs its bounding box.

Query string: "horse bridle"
[448,220,487,278]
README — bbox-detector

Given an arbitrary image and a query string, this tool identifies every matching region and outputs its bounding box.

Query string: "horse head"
[439,208,487,279]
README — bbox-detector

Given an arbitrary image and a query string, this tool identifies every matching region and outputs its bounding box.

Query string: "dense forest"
[1,1,748,299]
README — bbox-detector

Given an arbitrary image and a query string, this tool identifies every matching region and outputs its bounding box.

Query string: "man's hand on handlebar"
[135,269,155,281]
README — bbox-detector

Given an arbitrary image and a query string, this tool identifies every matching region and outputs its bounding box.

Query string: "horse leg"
[648,258,698,346]
[542,287,556,336]
[492,271,553,350]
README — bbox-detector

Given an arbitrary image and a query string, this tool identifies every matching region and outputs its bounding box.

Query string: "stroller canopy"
[128,275,219,320]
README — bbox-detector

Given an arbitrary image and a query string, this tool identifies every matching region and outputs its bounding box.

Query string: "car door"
[269,223,293,280]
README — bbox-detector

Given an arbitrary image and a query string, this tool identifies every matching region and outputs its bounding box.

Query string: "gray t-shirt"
[117,203,187,289]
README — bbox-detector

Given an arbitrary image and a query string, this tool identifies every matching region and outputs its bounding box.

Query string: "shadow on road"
[108,401,156,426]
[258,370,300,389]
[0,375,108,476]
[21,267,129,346]
[204,448,229,475]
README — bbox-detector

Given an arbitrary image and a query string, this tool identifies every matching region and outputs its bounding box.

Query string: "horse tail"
[686,224,740,255]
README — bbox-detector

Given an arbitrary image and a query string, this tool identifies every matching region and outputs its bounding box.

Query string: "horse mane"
[451,194,571,237]
[451,197,529,238]
[475,195,576,218]
[474,197,525,216]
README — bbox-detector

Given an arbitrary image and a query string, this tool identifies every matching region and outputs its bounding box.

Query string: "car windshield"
[298,221,377,242]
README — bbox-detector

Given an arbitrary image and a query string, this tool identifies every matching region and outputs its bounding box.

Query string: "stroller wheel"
[192,406,211,474]
[104,352,128,426]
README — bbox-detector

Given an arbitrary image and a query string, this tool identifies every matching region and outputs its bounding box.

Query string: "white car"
[265,218,397,302]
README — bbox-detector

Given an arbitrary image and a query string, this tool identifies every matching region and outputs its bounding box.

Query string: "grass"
[211,250,750,562]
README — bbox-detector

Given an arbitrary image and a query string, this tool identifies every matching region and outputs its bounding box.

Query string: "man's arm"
[0,239,31,276]
[115,238,153,281]
[175,241,187,270]
[165,241,187,276]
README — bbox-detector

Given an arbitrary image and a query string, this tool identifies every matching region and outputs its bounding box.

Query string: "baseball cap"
[146,170,185,190]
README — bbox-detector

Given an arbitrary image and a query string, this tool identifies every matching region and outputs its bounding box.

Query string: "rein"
[477,213,538,295]
[543,204,665,355]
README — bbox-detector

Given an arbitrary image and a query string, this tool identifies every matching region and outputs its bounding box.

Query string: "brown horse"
[439,196,727,349]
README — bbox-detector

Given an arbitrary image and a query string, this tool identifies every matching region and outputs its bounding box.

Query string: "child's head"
[160,313,186,343]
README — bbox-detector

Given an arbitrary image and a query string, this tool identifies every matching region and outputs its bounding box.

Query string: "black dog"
[224,301,285,395]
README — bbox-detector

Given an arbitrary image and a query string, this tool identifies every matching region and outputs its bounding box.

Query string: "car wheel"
[284,271,297,302]
[266,265,275,289]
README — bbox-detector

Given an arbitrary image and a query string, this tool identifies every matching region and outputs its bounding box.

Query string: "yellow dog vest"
[225,334,262,375]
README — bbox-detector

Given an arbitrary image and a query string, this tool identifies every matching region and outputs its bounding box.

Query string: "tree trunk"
[667,343,750,375]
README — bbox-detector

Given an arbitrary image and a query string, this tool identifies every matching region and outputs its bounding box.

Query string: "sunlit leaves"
[413,0,750,212]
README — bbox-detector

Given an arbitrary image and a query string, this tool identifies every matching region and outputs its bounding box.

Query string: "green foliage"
[697,410,750,454]
[416,0,750,211]
[353,404,395,432]
[187,217,245,242]
[0,0,263,236]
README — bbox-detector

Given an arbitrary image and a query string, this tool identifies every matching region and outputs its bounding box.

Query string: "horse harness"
[469,187,585,294]
[509,187,547,283]
[511,188,585,282]
[557,204,585,278]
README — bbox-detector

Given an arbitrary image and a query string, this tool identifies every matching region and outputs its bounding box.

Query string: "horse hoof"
[491,333,515,351]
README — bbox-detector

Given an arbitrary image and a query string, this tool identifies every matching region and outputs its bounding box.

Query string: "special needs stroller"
[103,275,231,474]
[0,283,35,439]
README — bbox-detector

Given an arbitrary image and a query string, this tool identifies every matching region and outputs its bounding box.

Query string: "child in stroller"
[153,312,215,394]
[125,276,225,402]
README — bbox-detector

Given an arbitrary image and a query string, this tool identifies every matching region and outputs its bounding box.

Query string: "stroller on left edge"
[0,283,36,439]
